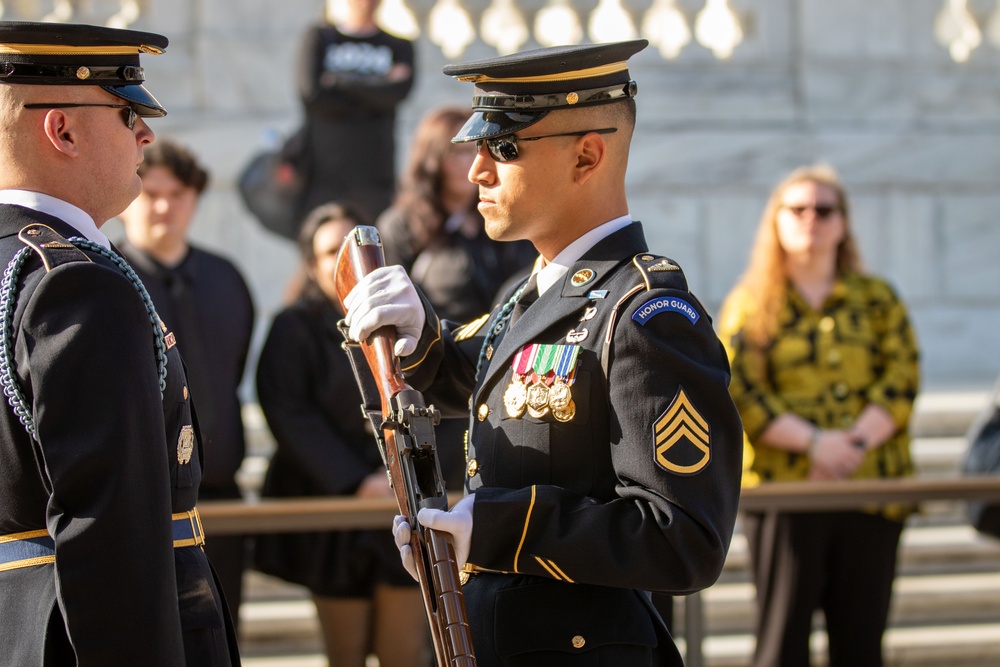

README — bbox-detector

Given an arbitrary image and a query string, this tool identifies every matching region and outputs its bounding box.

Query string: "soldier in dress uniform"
[0,22,238,665]
[343,40,743,665]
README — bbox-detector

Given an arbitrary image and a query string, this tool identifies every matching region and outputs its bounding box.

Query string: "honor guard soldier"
[344,40,743,666]
[0,22,238,665]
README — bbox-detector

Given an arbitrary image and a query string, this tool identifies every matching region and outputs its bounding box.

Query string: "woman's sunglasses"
[22,102,138,130]
[782,204,842,220]
[476,127,617,162]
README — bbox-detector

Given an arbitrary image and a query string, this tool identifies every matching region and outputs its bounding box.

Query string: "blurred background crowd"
[10,0,1000,665]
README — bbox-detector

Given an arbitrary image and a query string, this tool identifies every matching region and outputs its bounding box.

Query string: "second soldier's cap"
[0,21,169,117]
[443,39,647,143]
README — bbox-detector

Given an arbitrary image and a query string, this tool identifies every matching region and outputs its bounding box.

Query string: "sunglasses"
[782,204,841,220]
[22,102,138,130]
[476,127,618,162]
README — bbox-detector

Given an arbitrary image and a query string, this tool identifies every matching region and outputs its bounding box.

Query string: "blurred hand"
[344,265,424,357]
[355,470,392,499]
[809,429,866,480]
[392,494,476,581]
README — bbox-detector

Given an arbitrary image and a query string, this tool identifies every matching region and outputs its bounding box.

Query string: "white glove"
[392,493,475,581]
[343,265,425,357]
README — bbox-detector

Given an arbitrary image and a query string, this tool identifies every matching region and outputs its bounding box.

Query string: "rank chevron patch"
[653,387,711,475]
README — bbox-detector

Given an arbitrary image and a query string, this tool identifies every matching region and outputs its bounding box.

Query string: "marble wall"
[10,0,999,386]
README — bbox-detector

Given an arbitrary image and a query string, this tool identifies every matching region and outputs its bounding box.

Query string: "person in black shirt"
[293,0,415,226]
[118,139,255,628]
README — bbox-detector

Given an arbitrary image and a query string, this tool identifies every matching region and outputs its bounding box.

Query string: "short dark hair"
[139,139,210,194]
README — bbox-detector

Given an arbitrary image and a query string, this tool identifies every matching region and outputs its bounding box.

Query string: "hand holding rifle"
[335,225,476,667]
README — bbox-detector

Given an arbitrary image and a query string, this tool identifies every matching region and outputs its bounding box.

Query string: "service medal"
[504,379,528,418]
[548,378,573,411]
[526,380,550,418]
[507,345,539,419]
[552,399,577,423]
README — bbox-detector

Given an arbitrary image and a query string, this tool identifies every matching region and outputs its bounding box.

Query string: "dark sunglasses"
[782,204,841,220]
[476,127,618,162]
[22,102,138,130]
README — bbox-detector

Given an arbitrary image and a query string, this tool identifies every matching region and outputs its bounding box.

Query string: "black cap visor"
[452,109,548,143]
[101,82,165,117]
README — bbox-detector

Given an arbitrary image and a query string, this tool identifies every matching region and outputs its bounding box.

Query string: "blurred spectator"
[294,0,415,226]
[377,106,535,489]
[254,203,429,667]
[118,139,255,627]
[717,164,920,667]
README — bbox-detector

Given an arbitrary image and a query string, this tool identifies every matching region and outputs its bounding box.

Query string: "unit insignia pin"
[177,425,195,464]
[570,269,595,287]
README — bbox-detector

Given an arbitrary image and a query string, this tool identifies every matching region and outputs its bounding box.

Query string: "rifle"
[334,225,476,667]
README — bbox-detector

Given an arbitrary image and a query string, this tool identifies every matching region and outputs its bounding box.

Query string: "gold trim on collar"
[0,43,163,56]
[456,61,628,84]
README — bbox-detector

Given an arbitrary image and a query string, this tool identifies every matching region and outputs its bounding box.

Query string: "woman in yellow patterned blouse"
[718,164,920,667]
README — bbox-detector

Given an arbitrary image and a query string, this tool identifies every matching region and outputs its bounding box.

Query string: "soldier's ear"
[41,109,80,158]
[572,132,606,186]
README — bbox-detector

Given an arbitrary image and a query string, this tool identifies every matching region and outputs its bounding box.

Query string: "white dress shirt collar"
[535,214,633,296]
[0,190,111,250]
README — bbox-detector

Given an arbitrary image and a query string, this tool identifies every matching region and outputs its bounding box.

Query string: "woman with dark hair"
[254,203,428,667]
[718,164,920,667]
[377,105,536,324]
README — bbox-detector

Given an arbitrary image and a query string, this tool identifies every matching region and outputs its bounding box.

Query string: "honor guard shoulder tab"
[18,224,91,271]
[598,254,692,376]
[632,253,687,292]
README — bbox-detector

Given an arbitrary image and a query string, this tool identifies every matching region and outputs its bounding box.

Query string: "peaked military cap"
[444,39,647,142]
[0,21,168,117]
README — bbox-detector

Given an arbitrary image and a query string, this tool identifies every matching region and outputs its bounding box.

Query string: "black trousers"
[744,510,903,667]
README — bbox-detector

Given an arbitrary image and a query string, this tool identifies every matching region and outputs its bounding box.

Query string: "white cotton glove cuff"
[343,265,425,357]
[416,493,475,571]
[391,494,476,581]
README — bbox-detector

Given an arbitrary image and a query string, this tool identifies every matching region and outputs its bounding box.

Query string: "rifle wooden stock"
[334,225,476,667]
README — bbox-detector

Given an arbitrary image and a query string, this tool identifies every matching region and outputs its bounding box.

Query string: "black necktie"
[509,272,539,328]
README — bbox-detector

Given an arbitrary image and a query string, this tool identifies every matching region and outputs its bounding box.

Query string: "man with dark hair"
[119,138,255,628]
[0,22,238,664]
[344,40,742,665]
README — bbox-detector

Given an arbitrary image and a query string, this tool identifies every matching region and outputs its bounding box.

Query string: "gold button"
[826,349,841,365]
[819,316,835,333]
[183,386,189,400]
[571,635,586,649]
[477,404,489,421]
[833,382,849,399]
[467,459,479,477]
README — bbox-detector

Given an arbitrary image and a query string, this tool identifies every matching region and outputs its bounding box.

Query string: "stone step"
[693,571,1000,636]
[722,523,1000,578]
[675,621,1000,667]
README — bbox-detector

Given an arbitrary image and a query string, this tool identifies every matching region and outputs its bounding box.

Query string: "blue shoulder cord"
[0,237,167,440]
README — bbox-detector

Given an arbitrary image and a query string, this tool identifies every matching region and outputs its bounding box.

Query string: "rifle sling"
[337,324,389,466]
